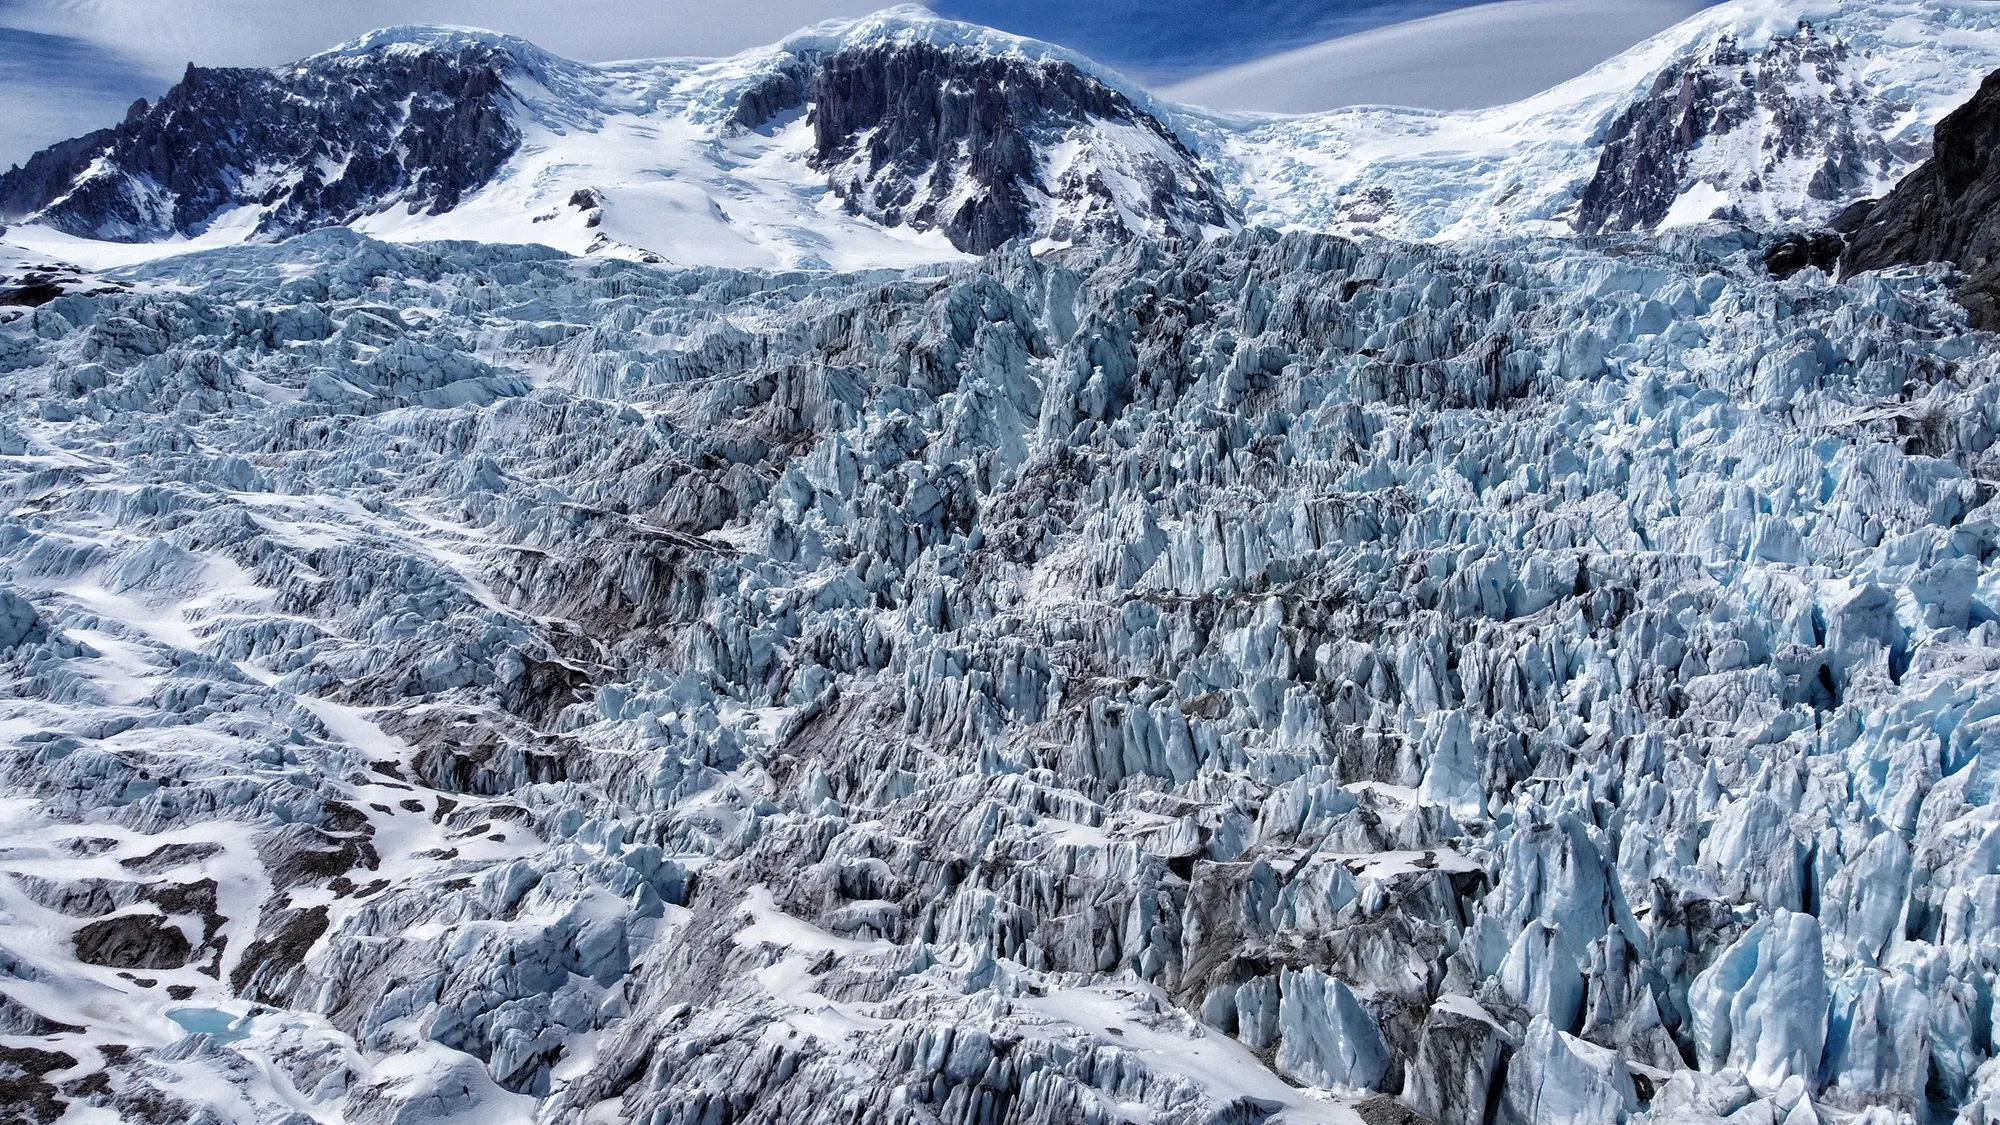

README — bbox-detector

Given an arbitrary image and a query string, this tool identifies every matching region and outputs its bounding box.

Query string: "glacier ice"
[0,214,1996,1125]
[1688,909,1828,1093]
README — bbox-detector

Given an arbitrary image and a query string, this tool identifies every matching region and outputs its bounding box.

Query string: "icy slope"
[1,218,1999,1122]
[1219,0,2000,241]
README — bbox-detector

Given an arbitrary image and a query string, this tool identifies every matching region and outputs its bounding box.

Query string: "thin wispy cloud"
[1163,0,1712,113]
[0,22,158,172]
[930,0,1485,79]
[0,0,880,67]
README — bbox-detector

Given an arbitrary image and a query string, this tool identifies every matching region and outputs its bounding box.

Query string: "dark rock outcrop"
[1838,68,2000,328]
[741,40,1235,254]
[71,914,192,970]
[1763,230,1844,279]
[0,1046,77,1125]
[0,129,117,226]
[1578,24,1915,234]
[0,41,520,242]
[230,904,330,1003]
[1577,41,1736,235]
[0,280,63,309]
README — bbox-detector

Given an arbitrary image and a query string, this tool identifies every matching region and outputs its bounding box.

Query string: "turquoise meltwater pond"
[166,1008,250,1044]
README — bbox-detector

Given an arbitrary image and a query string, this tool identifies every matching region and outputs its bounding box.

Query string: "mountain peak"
[779,4,1110,69]
[0,34,522,243]
[308,23,579,80]
[757,5,1180,141]
[318,23,551,58]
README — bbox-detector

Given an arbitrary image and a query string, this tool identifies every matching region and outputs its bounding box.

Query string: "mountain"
[1836,67,2000,328]
[748,35,1236,255]
[0,38,518,244]
[1223,0,2000,241]
[1576,20,1931,234]
[6,1,2000,270]
[0,14,1238,271]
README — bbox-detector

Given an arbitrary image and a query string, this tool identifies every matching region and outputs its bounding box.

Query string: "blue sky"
[0,22,162,162]
[0,0,1716,169]
[932,0,1483,77]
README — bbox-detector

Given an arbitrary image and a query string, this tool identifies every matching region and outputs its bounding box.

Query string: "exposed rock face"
[0,128,118,229]
[1578,23,1925,233]
[1838,67,2000,327]
[1762,230,1843,278]
[0,41,519,241]
[71,915,193,970]
[740,40,1237,254]
[1577,42,1733,235]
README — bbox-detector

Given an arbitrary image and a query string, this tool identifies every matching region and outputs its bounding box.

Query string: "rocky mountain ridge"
[0,15,1239,266]
[0,40,520,243]
[1576,21,1921,235]
[740,37,1237,254]
[3,1,1998,270]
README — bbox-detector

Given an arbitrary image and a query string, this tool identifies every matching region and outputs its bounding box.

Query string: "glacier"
[0,209,1996,1123]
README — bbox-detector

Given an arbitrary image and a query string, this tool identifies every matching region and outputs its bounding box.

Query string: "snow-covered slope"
[7,0,2000,268]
